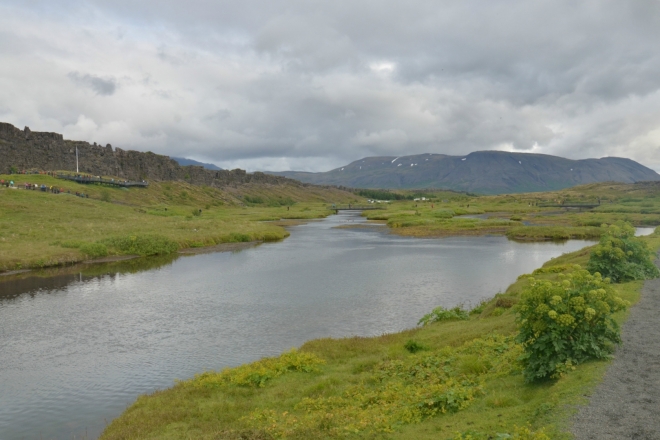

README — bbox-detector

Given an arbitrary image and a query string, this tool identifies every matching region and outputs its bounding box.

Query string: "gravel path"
[572,253,660,439]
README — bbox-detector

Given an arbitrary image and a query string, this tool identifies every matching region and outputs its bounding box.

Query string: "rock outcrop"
[0,122,298,187]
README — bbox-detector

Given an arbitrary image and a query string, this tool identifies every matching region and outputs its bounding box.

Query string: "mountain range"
[267,151,660,194]
[171,157,222,170]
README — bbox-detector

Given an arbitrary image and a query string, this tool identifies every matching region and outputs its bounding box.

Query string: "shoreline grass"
[100,230,660,439]
[0,174,358,272]
[3,174,660,438]
[3,177,659,271]
[362,182,660,241]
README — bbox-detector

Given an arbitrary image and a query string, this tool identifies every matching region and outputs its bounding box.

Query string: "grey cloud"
[3,0,660,173]
[68,72,117,95]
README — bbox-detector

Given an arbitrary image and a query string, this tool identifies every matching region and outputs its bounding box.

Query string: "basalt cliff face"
[0,122,295,187]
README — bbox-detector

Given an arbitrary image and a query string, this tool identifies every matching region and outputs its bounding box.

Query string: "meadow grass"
[0,174,356,271]
[4,174,659,438]
[3,177,658,270]
[100,229,660,439]
[362,182,660,240]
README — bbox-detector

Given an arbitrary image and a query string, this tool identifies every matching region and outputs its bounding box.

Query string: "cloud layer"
[1,0,660,172]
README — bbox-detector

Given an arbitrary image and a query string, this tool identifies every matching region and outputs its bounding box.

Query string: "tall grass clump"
[102,235,179,256]
[587,222,660,282]
[79,242,109,258]
[432,209,455,219]
[418,305,470,325]
[515,267,628,382]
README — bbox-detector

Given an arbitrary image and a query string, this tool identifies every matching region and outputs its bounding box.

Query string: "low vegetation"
[516,268,627,382]
[0,173,356,271]
[3,171,659,438]
[3,175,659,271]
[358,182,660,241]
[100,227,660,439]
[586,222,660,282]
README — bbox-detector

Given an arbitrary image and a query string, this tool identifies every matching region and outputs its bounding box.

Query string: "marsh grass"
[362,182,660,240]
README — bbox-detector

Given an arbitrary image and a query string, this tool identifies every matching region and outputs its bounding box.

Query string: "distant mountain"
[171,157,222,171]
[267,151,660,194]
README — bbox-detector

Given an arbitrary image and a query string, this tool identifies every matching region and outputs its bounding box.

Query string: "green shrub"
[244,195,264,204]
[102,235,179,256]
[192,208,201,217]
[229,232,251,242]
[404,340,429,353]
[418,306,469,325]
[586,222,660,283]
[79,242,108,258]
[515,267,628,382]
[469,299,489,315]
[495,297,516,308]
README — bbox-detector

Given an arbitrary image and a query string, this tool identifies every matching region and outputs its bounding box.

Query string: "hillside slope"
[270,151,660,194]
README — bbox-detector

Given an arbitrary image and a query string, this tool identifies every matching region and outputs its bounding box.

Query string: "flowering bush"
[587,222,659,282]
[515,267,628,382]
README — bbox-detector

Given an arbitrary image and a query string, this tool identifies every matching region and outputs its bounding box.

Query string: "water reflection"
[0,254,179,300]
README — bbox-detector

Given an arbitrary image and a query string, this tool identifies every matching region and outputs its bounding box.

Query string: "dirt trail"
[572,253,660,439]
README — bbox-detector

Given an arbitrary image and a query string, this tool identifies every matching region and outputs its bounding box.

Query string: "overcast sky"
[2,1,660,172]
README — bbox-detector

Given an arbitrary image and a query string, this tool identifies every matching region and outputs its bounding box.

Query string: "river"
[0,213,652,439]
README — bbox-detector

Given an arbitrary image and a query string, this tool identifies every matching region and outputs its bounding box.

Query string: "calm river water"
[0,213,651,439]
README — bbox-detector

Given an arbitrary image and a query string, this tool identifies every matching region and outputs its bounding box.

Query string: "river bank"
[97,226,660,439]
[3,176,659,273]
[1,211,617,440]
[0,173,357,272]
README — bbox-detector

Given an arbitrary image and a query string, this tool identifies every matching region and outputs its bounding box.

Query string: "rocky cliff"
[0,122,296,188]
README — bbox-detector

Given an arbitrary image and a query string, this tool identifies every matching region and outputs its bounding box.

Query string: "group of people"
[0,179,87,197]
[23,183,64,194]
[9,170,57,176]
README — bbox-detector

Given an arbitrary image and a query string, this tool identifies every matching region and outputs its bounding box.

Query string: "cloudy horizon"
[2,0,660,172]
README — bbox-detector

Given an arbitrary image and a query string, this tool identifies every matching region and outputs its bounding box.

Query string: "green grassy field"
[0,173,358,271]
[3,177,659,271]
[360,182,660,240]
[100,230,660,439]
[4,175,660,438]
